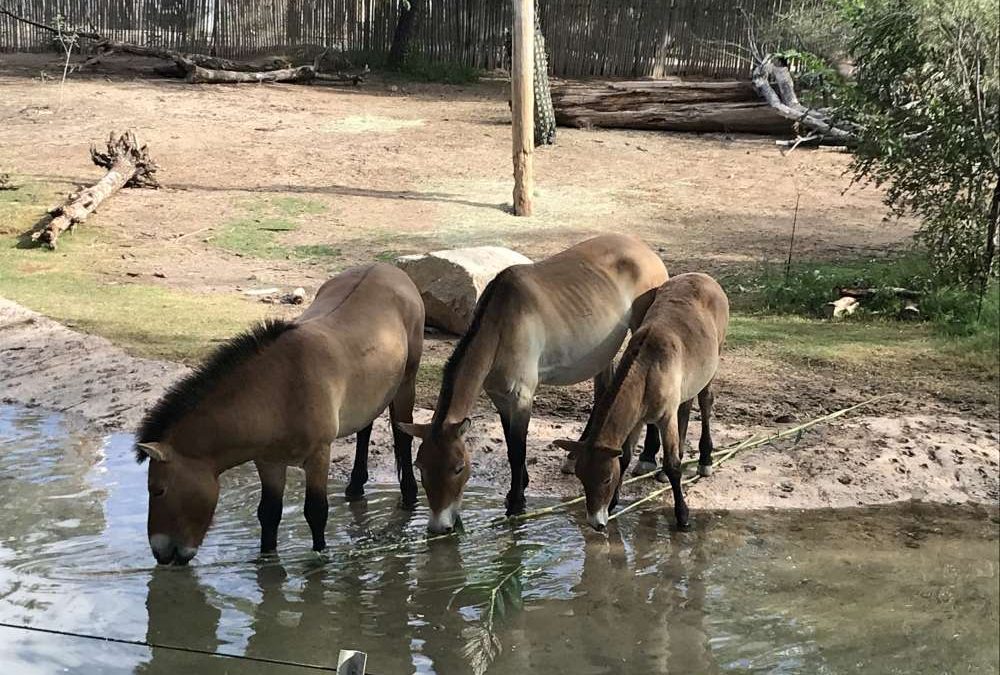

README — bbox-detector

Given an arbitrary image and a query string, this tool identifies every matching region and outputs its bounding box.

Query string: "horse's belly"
[537,321,629,386]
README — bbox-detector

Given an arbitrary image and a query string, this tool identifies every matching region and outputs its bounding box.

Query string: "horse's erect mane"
[134,318,295,462]
[433,270,511,430]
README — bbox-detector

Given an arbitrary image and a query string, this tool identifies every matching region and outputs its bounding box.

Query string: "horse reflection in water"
[245,500,417,675]
[137,568,222,675]
[485,511,715,674]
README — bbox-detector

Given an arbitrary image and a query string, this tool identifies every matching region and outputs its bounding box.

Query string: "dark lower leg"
[612,425,641,510]
[500,406,531,516]
[637,423,661,465]
[303,446,331,551]
[255,462,286,554]
[390,400,418,508]
[658,415,689,529]
[697,386,715,474]
[345,424,373,501]
[304,489,329,551]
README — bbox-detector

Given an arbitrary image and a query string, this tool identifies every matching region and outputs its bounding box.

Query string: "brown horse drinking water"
[555,273,729,531]
[135,263,424,564]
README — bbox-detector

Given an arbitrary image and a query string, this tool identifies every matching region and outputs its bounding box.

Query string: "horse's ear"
[553,439,585,454]
[138,441,173,463]
[396,422,431,440]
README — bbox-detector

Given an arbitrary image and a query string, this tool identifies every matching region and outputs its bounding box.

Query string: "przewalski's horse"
[134,263,424,564]
[554,273,729,531]
[398,234,668,533]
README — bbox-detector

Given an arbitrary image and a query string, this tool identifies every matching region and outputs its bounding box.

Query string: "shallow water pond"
[0,404,997,674]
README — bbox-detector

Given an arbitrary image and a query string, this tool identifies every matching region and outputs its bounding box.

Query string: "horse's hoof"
[398,495,418,511]
[676,520,692,532]
[560,454,577,475]
[344,489,365,503]
[505,499,527,517]
[697,463,713,477]
[632,460,658,477]
[655,470,670,484]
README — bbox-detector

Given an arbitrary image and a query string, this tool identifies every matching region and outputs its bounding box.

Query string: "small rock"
[153,272,166,279]
[779,481,794,492]
[837,475,852,485]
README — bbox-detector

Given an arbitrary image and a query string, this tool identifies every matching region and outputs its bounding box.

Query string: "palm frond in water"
[458,565,524,675]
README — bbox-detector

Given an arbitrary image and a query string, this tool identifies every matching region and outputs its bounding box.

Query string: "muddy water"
[0,404,997,675]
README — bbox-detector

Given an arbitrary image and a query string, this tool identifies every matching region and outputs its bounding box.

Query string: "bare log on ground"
[185,61,368,85]
[550,79,795,135]
[837,286,922,300]
[751,57,855,145]
[32,132,158,249]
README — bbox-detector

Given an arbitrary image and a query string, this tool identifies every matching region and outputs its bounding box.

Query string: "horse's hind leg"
[345,423,373,502]
[303,444,332,552]
[697,382,715,477]
[255,461,287,554]
[389,368,419,509]
[633,424,661,476]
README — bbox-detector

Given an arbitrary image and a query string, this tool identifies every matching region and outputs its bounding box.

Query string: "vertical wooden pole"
[511,0,534,217]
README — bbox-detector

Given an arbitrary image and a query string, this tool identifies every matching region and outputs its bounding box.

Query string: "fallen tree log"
[32,131,158,249]
[184,61,367,85]
[837,286,922,300]
[751,57,855,145]
[550,79,795,135]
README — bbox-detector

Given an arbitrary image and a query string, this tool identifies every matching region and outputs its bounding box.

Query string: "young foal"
[399,234,668,533]
[555,273,729,531]
[135,263,423,564]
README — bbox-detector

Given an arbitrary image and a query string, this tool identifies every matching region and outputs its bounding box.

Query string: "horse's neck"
[436,326,499,425]
[592,361,648,450]
[170,384,273,474]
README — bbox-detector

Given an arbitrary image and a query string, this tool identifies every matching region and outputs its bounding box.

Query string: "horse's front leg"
[255,461,287,554]
[303,443,332,551]
[495,390,534,517]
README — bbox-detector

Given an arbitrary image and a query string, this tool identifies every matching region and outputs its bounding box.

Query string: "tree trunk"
[184,63,317,84]
[551,79,795,135]
[32,132,158,249]
[533,5,556,146]
[388,0,423,69]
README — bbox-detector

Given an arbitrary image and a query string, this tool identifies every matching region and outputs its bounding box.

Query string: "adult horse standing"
[400,234,668,533]
[135,263,423,564]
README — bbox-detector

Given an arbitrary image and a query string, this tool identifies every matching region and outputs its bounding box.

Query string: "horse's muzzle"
[150,534,198,565]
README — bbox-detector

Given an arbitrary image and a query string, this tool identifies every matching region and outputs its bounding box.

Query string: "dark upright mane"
[135,319,295,462]
[581,329,649,442]
[432,270,511,429]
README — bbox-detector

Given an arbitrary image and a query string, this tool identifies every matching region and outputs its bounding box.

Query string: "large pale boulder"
[396,246,532,334]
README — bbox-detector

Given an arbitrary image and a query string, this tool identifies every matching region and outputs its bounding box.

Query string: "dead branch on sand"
[32,131,158,249]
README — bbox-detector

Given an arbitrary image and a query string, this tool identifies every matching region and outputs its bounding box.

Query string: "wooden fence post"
[511,0,534,217]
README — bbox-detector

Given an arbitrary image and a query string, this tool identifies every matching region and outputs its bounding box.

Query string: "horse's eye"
[453,464,465,475]
[602,476,613,486]
[150,486,166,498]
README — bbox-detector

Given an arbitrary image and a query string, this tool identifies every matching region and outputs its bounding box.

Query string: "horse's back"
[484,235,668,387]
[289,263,424,438]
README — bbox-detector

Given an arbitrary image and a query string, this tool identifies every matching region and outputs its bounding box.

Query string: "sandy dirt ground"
[1,54,997,512]
[3,298,997,511]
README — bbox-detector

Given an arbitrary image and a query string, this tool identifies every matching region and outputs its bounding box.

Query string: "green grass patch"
[0,178,61,237]
[0,232,266,362]
[726,254,999,365]
[212,197,340,262]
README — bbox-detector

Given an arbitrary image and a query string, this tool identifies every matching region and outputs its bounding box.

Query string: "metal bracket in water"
[337,649,368,675]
